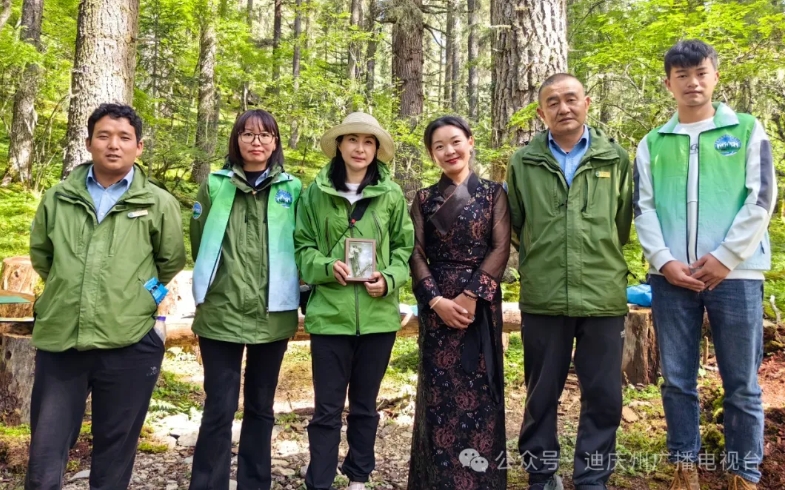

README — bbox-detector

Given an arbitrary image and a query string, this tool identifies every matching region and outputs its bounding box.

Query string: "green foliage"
[0,185,39,260]
[503,332,524,387]
[150,370,203,414]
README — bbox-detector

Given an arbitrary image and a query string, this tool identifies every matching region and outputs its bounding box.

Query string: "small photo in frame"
[345,238,376,282]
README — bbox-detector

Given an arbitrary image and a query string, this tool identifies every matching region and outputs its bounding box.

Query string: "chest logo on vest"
[275,190,293,208]
[714,135,742,156]
[192,201,203,220]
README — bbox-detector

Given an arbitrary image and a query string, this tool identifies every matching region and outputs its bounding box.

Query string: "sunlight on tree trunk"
[191,0,217,184]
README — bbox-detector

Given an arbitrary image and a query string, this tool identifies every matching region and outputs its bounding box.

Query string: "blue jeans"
[650,275,764,483]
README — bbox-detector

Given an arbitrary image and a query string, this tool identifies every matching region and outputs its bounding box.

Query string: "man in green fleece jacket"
[25,104,186,490]
[506,74,633,490]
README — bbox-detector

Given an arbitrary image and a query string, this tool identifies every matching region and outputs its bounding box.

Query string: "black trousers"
[25,330,165,490]
[189,336,289,490]
[518,314,624,489]
[305,332,396,490]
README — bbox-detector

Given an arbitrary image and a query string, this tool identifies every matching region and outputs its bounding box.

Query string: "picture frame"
[345,238,376,282]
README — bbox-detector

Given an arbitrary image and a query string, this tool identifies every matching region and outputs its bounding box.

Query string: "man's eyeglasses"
[239,132,274,144]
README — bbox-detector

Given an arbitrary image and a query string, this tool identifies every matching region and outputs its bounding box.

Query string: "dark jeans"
[25,329,165,490]
[305,332,396,490]
[650,275,764,483]
[518,314,624,489]
[189,336,289,490]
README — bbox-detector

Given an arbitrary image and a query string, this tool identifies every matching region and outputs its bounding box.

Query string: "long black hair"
[328,135,381,194]
[226,109,284,169]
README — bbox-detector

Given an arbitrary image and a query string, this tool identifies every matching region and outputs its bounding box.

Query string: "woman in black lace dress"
[407,116,510,490]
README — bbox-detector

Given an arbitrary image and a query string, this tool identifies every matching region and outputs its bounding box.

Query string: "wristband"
[430,296,444,308]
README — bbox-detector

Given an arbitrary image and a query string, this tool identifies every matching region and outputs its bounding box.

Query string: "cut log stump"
[0,328,36,425]
[622,307,659,386]
[0,256,39,318]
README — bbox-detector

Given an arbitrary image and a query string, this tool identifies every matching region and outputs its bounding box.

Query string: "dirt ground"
[1,337,784,489]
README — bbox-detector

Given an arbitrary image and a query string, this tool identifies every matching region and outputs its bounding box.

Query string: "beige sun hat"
[320,112,395,163]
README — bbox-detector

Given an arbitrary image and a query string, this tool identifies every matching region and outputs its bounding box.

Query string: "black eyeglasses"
[239,132,274,144]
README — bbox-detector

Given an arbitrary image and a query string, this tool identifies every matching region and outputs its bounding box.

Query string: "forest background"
[1,0,785,313]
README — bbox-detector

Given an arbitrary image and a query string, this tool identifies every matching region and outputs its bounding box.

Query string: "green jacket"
[29,163,186,351]
[190,164,301,344]
[294,163,414,335]
[506,128,633,317]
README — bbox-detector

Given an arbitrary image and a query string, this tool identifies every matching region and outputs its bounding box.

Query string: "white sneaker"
[348,483,367,490]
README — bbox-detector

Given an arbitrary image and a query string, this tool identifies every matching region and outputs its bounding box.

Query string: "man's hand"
[660,260,705,292]
[690,254,731,291]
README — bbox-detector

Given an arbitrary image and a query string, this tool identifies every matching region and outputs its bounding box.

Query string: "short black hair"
[328,135,381,194]
[664,40,718,77]
[423,115,473,153]
[226,109,284,169]
[537,73,582,103]
[87,103,143,143]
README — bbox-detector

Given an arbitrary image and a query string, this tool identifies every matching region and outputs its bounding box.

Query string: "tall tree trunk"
[246,0,253,26]
[271,0,282,90]
[364,0,379,100]
[4,0,44,186]
[0,0,11,32]
[449,0,460,111]
[191,1,218,184]
[348,0,362,80]
[392,0,424,196]
[443,0,454,107]
[288,0,303,149]
[467,0,479,121]
[62,0,141,177]
[490,0,567,181]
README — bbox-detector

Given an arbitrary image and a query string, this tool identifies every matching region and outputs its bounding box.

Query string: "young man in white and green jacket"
[634,40,775,490]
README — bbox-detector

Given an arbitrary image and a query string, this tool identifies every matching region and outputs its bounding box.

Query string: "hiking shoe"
[528,475,564,490]
[728,474,757,490]
[668,462,699,490]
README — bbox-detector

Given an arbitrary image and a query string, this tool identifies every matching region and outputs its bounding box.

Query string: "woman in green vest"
[295,112,415,490]
[188,109,302,490]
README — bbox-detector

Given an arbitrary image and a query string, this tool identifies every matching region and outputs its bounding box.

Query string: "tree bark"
[246,0,253,26]
[0,0,11,32]
[4,0,45,186]
[490,0,567,181]
[364,0,379,99]
[443,0,454,107]
[271,0,282,89]
[0,332,36,426]
[392,0,424,196]
[289,0,303,149]
[191,1,218,184]
[467,0,479,121]
[62,0,142,177]
[348,0,362,81]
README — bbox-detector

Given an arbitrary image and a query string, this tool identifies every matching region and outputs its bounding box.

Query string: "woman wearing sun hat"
[295,112,414,490]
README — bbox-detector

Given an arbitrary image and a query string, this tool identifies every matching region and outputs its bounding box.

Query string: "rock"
[276,440,300,456]
[166,484,178,490]
[621,406,640,423]
[69,470,91,481]
[231,421,242,444]
[300,465,308,478]
[272,425,283,441]
[273,467,296,477]
[271,459,289,467]
[176,431,199,447]
[229,480,237,490]
[184,456,194,465]
[628,400,653,408]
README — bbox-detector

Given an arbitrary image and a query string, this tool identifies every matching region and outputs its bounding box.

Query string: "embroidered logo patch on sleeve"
[192,201,203,220]
[714,135,742,156]
[275,190,293,208]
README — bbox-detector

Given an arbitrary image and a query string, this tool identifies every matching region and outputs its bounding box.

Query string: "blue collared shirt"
[86,166,134,223]
[548,125,590,186]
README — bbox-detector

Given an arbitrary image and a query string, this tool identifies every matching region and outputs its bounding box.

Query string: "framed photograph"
[345,238,376,282]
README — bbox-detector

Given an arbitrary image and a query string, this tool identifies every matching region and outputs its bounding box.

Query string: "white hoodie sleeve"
[710,120,777,270]
[633,136,677,271]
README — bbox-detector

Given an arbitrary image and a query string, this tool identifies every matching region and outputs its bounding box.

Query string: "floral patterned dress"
[407,172,510,490]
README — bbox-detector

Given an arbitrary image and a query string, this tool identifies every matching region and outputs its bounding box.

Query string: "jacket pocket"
[138,276,159,315]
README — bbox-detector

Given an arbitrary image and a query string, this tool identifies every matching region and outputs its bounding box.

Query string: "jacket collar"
[519,126,618,169]
[658,102,739,134]
[61,162,155,206]
[225,162,285,193]
[437,170,479,196]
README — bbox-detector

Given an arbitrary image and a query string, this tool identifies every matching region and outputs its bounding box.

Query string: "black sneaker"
[528,475,564,490]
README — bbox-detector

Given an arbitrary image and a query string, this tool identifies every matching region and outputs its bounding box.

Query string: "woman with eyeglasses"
[188,109,302,490]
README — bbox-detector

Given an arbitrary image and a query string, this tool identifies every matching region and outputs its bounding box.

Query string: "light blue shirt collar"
[86,165,135,223]
[547,125,590,187]
[547,125,590,155]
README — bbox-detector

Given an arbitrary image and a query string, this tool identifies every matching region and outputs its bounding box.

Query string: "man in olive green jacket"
[25,104,186,490]
[506,74,632,490]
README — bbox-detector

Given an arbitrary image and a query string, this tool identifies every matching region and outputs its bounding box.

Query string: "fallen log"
[166,304,659,385]
[0,255,38,318]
